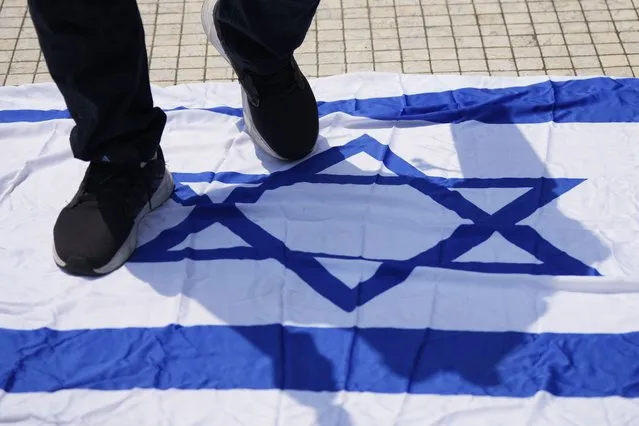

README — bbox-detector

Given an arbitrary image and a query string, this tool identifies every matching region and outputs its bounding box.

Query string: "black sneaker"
[53,149,174,276]
[201,0,319,161]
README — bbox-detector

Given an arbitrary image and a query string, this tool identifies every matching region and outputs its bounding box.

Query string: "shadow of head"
[449,112,611,267]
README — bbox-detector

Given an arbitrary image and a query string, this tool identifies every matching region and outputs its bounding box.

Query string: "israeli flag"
[1,73,639,425]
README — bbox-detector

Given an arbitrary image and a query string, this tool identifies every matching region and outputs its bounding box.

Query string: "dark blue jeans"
[27,0,319,164]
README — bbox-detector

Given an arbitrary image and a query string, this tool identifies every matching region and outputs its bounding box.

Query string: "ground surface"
[2,0,639,86]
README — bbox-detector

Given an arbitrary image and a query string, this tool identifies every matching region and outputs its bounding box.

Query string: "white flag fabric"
[1,73,639,425]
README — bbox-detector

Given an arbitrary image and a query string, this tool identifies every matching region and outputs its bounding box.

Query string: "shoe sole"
[201,0,290,162]
[53,169,175,276]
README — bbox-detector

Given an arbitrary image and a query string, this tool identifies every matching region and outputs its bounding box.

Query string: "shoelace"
[75,162,153,218]
[240,59,305,107]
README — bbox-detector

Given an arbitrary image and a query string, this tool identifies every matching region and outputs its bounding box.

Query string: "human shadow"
[340,107,611,398]
[450,105,610,270]
[125,101,611,422]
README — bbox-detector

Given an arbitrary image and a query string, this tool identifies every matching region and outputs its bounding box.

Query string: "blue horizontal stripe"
[3,77,639,124]
[0,108,70,123]
[0,105,243,124]
[317,77,639,123]
[2,325,638,397]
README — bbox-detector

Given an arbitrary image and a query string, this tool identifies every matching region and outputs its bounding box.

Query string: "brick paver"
[2,0,639,86]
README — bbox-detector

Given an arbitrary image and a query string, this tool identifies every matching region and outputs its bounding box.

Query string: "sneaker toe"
[248,81,319,161]
[53,204,130,273]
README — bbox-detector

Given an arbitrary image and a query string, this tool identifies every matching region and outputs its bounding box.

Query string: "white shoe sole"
[201,0,288,161]
[53,170,175,275]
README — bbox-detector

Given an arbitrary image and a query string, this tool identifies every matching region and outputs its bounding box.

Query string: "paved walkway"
[2,0,639,86]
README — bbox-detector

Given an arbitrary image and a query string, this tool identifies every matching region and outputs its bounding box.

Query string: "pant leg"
[27,0,165,165]
[215,0,320,75]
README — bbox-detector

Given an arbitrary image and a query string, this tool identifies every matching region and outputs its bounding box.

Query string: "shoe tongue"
[252,64,297,96]
[81,160,140,202]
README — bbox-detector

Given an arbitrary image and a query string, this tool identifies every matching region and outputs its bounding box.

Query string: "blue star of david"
[130,135,600,312]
